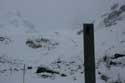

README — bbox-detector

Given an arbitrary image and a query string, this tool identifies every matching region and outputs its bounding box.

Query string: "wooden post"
[23,64,25,83]
[84,24,96,83]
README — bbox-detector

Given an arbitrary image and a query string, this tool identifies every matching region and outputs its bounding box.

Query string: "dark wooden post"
[84,24,96,83]
[23,64,25,83]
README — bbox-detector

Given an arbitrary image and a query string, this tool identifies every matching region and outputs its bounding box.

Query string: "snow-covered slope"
[0,11,84,83]
[0,1,125,83]
[95,3,125,83]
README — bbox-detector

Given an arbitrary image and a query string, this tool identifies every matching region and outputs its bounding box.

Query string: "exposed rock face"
[102,4,125,27]
[35,56,84,80]
[0,36,11,45]
[26,37,59,49]
[97,53,125,83]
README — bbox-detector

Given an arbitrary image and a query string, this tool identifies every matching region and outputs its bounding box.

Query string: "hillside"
[0,1,125,83]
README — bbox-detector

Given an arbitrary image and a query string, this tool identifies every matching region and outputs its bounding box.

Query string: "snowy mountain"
[0,1,125,83]
[95,3,125,83]
[0,10,84,83]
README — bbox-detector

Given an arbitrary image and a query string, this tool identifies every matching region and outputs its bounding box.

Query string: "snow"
[0,0,125,83]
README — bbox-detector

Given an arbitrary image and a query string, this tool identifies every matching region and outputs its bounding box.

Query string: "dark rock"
[109,61,121,66]
[27,66,32,69]
[98,72,101,75]
[14,68,19,71]
[80,72,84,74]
[26,37,58,49]
[26,40,42,48]
[36,66,59,74]
[41,74,51,78]
[103,56,108,62]
[111,53,125,59]
[100,75,109,82]
[57,61,61,63]
[0,37,5,41]
[120,5,125,12]
[77,29,83,35]
[111,3,119,10]
[60,74,67,77]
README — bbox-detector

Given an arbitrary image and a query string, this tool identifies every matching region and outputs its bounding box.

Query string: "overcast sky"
[0,0,122,32]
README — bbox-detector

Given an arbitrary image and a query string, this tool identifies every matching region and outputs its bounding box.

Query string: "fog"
[0,0,120,31]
